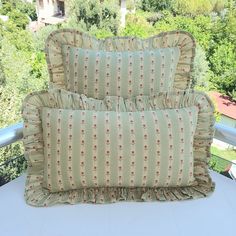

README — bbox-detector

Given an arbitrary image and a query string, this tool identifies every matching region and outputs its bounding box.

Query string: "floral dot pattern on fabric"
[22,89,215,207]
[42,107,197,192]
[62,46,180,99]
[45,29,196,93]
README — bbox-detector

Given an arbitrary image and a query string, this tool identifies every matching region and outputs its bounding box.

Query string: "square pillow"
[61,46,180,98]
[45,29,196,96]
[22,89,215,207]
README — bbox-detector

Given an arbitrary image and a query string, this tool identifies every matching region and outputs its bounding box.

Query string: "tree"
[207,6,236,98]
[154,13,213,50]
[0,1,45,183]
[0,0,37,25]
[211,5,236,44]
[140,0,173,12]
[66,0,120,35]
[208,41,236,97]
[16,0,37,21]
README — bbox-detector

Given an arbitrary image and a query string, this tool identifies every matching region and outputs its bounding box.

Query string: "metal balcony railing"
[0,123,23,148]
[0,122,236,186]
[214,123,236,147]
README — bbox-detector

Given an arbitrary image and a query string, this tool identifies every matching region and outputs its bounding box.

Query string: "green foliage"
[0,60,6,85]
[139,0,226,15]
[192,46,211,89]
[209,41,235,76]
[16,0,37,21]
[0,0,37,21]
[209,148,236,174]
[212,6,236,44]
[0,155,27,186]
[0,142,23,163]
[7,9,29,29]
[0,149,26,186]
[120,13,154,37]
[0,141,25,186]
[32,25,59,51]
[140,0,173,12]
[211,146,236,161]
[0,0,13,15]
[90,27,114,39]
[172,0,212,16]
[209,155,229,173]
[210,0,227,13]
[0,38,47,93]
[67,0,120,35]
[228,90,236,100]
[208,40,236,96]
[154,13,213,50]
[0,21,34,51]
[204,6,236,97]
[0,86,23,126]
[0,0,47,183]
[126,0,137,11]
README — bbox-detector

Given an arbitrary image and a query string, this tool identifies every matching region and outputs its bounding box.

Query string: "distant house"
[36,0,67,25]
[210,91,236,149]
[210,91,236,128]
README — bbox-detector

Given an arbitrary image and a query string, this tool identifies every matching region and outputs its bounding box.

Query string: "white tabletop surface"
[0,171,236,236]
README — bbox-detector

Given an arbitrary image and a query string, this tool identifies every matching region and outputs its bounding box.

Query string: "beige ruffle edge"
[45,29,196,91]
[22,89,215,207]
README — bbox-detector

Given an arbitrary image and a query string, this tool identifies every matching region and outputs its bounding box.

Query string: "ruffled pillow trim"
[22,89,215,207]
[45,29,196,91]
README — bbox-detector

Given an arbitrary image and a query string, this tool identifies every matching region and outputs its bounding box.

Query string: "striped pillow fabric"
[22,89,215,207]
[45,29,196,93]
[61,46,180,99]
[42,107,197,193]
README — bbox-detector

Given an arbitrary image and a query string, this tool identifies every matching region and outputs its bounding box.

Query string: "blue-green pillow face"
[42,107,197,193]
[61,46,180,99]
[22,89,215,207]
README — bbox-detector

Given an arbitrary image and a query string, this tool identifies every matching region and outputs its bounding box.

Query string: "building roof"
[210,91,236,120]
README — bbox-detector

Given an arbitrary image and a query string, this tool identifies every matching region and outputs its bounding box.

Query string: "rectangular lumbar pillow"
[45,29,196,96]
[22,89,215,207]
[42,107,197,193]
[61,46,180,99]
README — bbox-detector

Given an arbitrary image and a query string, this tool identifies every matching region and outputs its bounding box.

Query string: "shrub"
[192,46,211,89]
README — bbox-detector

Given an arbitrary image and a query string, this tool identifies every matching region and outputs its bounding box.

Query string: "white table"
[1,171,235,236]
